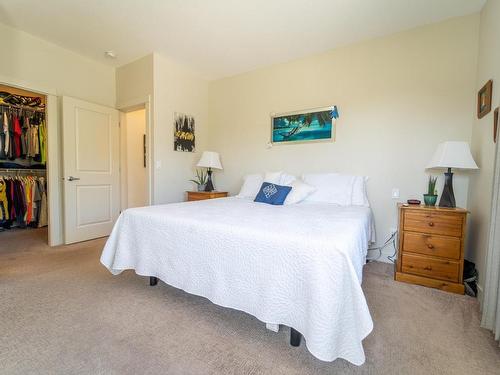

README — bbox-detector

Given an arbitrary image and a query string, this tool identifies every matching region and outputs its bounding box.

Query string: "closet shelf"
[0,168,46,173]
[0,103,45,113]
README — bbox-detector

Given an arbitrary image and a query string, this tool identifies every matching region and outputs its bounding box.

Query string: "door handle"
[67,176,80,181]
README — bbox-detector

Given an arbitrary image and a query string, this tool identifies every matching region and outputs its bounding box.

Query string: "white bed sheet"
[100,197,374,365]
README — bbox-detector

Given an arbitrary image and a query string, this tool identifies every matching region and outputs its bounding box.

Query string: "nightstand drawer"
[186,191,228,201]
[402,232,461,259]
[401,254,460,282]
[404,210,463,237]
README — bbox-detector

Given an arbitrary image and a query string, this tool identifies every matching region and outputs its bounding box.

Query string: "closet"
[0,84,48,232]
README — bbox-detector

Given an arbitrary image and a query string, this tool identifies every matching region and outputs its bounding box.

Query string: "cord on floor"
[366,230,397,263]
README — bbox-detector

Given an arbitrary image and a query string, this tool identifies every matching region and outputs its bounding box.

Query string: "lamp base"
[204,168,215,192]
[439,168,456,208]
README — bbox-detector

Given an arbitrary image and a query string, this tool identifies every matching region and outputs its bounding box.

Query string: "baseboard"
[366,248,396,264]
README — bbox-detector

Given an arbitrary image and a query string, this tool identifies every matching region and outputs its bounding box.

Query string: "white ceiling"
[0,0,485,79]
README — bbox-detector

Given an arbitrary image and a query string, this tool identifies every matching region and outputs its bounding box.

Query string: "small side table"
[186,191,228,202]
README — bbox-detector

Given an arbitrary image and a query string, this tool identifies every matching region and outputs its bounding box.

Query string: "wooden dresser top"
[398,203,468,214]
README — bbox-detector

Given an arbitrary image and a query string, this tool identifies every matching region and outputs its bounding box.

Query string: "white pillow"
[352,176,370,207]
[284,180,316,205]
[280,173,297,186]
[237,174,263,198]
[302,173,355,206]
[264,171,283,184]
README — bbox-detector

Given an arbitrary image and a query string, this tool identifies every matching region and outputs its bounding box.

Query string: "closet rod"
[0,103,45,113]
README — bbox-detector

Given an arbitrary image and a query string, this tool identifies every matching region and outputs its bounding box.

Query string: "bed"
[100,196,374,365]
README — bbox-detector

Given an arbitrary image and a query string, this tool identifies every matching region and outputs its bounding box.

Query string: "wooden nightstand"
[395,203,467,294]
[186,191,228,201]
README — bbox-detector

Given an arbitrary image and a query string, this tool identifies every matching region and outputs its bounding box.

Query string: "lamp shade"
[197,151,223,170]
[426,141,478,170]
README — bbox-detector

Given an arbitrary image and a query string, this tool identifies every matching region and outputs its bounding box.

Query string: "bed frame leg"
[290,328,302,347]
[149,276,158,286]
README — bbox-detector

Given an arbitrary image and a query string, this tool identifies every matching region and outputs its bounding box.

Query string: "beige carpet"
[1,228,499,375]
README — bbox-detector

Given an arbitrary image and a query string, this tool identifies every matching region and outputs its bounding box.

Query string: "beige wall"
[467,0,500,294]
[116,54,154,107]
[208,15,479,254]
[153,54,210,204]
[0,22,115,106]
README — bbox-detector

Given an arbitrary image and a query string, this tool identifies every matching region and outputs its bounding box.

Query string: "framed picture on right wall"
[494,107,499,143]
[478,79,493,119]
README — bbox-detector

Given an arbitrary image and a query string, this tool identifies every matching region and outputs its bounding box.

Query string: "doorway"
[0,83,49,250]
[121,108,148,209]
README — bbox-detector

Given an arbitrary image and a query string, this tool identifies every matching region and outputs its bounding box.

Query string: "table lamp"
[196,151,223,191]
[426,141,478,208]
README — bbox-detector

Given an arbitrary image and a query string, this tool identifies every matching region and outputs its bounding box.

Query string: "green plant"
[427,175,438,195]
[189,169,208,186]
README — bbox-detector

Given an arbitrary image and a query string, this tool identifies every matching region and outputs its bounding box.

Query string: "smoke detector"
[104,50,117,59]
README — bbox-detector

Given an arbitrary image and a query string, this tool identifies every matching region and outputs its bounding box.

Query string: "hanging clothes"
[3,112,10,158]
[0,113,5,160]
[8,112,14,160]
[31,177,40,228]
[13,114,22,158]
[21,116,28,158]
[37,177,48,227]
[31,124,39,158]
[0,174,47,229]
[39,118,46,165]
[0,103,46,167]
[0,178,8,221]
[24,177,32,224]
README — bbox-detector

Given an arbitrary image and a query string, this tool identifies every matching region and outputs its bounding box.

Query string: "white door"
[62,96,120,244]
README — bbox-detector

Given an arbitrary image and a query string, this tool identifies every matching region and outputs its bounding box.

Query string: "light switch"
[155,160,162,169]
[391,188,400,199]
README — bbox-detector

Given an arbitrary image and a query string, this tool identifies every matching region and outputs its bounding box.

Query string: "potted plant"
[424,175,438,206]
[189,169,208,191]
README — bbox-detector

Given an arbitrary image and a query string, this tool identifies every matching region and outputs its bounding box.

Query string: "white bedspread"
[100,197,374,365]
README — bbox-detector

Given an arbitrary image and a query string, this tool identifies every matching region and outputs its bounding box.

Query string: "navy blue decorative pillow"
[254,182,292,205]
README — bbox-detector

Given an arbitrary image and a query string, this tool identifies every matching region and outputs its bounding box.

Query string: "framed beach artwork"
[174,112,195,152]
[271,106,339,145]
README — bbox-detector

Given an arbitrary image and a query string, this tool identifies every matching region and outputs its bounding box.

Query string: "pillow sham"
[302,173,355,206]
[284,179,316,205]
[280,173,297,186]
[264,171,283,184]
[237,174,263,198]
[254,182,292,205]
[352,176,370,207]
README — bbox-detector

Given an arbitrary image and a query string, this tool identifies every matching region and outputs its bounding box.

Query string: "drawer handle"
[423,266,432,271]
[427,244,434,249]
[428,222,435,227]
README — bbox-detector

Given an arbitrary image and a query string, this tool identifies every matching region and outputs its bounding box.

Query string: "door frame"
[481,136,500,327]
[117,95,153,208]
[0,76,62,246]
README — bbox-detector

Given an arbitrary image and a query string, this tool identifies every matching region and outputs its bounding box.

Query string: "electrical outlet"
[391,188,400,199]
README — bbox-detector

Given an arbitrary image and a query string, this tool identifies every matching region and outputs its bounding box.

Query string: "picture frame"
[494,107,499,143]
[477,80,493,119]
[173,112,195,152]
[270,106,339,145]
